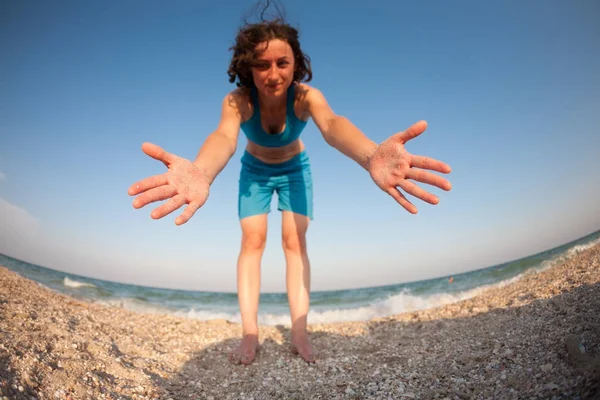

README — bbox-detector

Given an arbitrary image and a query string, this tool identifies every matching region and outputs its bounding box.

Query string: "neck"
[256,86,288,113]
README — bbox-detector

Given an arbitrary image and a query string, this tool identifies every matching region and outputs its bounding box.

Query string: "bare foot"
[228,334,259,365]
[291,331,316,363]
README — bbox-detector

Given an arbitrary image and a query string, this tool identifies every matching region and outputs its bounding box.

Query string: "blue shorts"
[238,150,314,220]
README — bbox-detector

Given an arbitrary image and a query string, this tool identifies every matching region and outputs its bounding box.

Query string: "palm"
[368,120,452,214]
[128,142,210,225]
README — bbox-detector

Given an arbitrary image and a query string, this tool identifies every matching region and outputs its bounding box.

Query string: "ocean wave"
[534,237,600,273]
[71,234,600,325]
[93,297,175,315]
[63,277,96,289]
[104,273,527,326]
[567,237,600,257]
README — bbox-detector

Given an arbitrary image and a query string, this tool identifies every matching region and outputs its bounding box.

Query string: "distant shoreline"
[1,229,599,296]
[1,229,598,329]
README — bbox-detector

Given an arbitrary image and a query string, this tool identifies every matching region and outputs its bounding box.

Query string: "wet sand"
[1,244,599,399]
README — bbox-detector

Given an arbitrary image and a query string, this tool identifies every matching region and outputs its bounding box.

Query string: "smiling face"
[251,39,296,98]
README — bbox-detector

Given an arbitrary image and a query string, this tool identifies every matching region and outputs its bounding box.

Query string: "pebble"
[541,363,553,372]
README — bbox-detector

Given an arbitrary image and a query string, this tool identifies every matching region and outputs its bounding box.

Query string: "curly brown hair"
[227,18,312,88]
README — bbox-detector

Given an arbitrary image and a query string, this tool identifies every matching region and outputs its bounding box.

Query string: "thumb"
[141,142,176,167]
[392,120,428,144]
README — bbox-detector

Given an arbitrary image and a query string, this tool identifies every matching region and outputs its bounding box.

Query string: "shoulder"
[293,83,330,119]
[294,82,323,101]
[224,87,251,107]
[222,87,253,122]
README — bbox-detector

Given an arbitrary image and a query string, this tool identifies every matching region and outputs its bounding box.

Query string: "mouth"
[266,83,282,90]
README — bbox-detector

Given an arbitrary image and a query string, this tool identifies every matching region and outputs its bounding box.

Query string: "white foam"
[63,277,96,288]
[85,246,574,325]
[81,235,600,325]
[174,309,238,321]
[164,275,528,326]
[567,237,600,256]
[308,277,522,324]
[93,297,174,315]
[534,237,600,274]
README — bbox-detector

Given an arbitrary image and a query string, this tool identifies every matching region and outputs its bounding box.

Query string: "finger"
[128,174,169,196]
[132,185,177,209]
[410,155,452,174]
[150,194,187,220]
[392,120,428,144]
[406,168,452,191]
[175,201,204,225]
[141,142,177,167]
[397,179,439,205]
[387,187,418,214]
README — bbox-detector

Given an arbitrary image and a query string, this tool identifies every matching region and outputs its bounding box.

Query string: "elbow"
[224,138,237,158]
[229,141,237,157]
[213,130,237,157]
[322,115,344,146]
[323,133,336,148]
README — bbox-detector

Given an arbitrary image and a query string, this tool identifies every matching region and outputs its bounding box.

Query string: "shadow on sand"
[150,283,600,400]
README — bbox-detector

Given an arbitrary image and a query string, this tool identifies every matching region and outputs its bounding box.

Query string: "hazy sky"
[1,0,599,293]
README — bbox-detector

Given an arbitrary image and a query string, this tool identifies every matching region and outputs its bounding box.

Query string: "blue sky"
[1,0,599,293]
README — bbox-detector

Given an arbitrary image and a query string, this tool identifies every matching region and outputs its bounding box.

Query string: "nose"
[267,64,280,81]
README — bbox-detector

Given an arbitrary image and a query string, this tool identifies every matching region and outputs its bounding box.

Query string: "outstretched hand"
[128,142,210,225]
[368,120,452,214]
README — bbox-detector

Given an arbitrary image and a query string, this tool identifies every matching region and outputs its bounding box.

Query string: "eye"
[254,63,269,71]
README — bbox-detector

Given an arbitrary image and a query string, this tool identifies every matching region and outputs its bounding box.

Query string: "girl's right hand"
[128,142,210,225]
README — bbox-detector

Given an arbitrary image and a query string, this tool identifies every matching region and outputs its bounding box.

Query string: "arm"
[128,90,246,225]
[303,84,452,214]
[304,85,378,170]
[192,91,243,184]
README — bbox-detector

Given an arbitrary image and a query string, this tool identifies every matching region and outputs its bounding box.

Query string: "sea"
[1,230,599,326]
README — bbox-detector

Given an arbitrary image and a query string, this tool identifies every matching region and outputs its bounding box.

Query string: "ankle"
[242,330,259,338]
[290,327,308,338]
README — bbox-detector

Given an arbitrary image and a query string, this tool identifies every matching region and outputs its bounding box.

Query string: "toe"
[241,352,254,365]
[302,349,316,363]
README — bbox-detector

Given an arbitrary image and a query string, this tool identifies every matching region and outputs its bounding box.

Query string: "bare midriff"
[245,139,305,164]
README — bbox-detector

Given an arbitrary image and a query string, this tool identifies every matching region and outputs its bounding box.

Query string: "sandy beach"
[1,245,599,400]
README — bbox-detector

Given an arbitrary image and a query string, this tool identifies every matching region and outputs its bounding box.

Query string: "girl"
[128,18,452,365]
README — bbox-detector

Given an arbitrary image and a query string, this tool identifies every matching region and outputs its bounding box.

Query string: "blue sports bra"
[240,83,308,148]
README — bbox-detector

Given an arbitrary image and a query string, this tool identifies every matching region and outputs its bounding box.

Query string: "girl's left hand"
[367,120,452,214]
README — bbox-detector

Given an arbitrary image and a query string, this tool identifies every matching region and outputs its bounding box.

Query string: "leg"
[231,153,274,365]
[281,210,315,363]
[276,151,315,362]
[229,213,268,365]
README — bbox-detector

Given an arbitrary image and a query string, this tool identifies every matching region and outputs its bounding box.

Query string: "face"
[251,39,295,98]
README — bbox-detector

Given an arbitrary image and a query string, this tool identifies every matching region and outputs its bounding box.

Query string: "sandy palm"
[128,142,210,225]
[368,120,452,214]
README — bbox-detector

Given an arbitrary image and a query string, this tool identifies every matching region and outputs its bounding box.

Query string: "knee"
[282,233,306,254]
[242,232,266,252]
